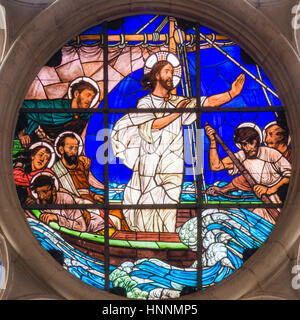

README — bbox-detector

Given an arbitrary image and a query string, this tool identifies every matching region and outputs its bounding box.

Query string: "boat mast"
[168,16,177,95]
[168,17,200,198]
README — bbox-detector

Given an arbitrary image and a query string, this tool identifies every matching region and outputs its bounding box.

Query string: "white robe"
[39,191,105,233]
[228,146,291,188]
[228,146,292,224]
[111,93,205,232]
[52,160,121,230]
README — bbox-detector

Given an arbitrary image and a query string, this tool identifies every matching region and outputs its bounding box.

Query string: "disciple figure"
[16,77,99,148]
[13,142,56,204]
[207,117,292,204]
[30,174,106,234]
[205,122,292,224]
[111,52,246,232]
[51,131,128,231]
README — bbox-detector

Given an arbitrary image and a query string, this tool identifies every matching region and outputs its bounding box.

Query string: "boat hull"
[58,230,197,269]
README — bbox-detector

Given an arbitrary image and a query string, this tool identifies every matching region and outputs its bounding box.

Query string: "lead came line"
[200,32,279,98]
[103,21,110,293]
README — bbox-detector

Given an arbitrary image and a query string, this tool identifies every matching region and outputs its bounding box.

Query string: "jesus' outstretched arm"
[202,73,245,107]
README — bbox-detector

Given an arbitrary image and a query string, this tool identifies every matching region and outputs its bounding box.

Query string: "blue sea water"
[91,181,260,203]
[27,203,274,299]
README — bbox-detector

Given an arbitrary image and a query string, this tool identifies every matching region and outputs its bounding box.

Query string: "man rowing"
[204,122,291,224]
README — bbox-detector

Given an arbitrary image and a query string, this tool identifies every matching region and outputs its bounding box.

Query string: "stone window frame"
[0,234,8,299]
[0,0,299,300]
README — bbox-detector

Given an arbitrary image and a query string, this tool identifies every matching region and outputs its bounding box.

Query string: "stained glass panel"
[12,14,291,299]
[200,25,281,108]
[200,207,275,288]
[201,111,291,213]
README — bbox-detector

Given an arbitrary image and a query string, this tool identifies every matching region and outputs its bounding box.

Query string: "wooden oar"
[205,122,280,221]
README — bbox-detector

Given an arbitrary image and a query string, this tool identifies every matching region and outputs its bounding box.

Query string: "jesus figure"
[111,53,245,233]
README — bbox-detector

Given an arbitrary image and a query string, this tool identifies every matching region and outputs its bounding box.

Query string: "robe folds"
[229,146,292,224]
[111,93,206,232]
[38,191,105,233]
[228,146,291,187]
[52,159,121,230]
[21,99,92,136]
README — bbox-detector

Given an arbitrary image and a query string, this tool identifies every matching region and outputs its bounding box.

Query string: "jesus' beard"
[158,78,174,91]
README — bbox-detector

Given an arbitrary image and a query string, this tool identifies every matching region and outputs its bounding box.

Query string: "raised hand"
[229,73,245,98]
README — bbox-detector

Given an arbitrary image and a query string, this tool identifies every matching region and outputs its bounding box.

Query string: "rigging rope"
[175,24,201,199]
[200,31,279,99]
[136,15,159,34]
[256,64,278,117]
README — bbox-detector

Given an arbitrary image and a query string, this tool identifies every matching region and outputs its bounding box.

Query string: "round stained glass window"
[12,14,291,299]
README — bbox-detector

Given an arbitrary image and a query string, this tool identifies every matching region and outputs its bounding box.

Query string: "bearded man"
[52,132,128,231]
[205,123,291,224]
[30,174,105,234]
[17,79,98,148]
[111,55,245,233]
[207,119,292,204]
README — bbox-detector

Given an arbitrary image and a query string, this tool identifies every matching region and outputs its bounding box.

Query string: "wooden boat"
[36,208,198,269]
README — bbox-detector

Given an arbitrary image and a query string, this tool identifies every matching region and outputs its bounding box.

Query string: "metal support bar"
[19,106,285,114]
[196,23,203,292]
[22,202,283,211]
[103,21,110,292]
